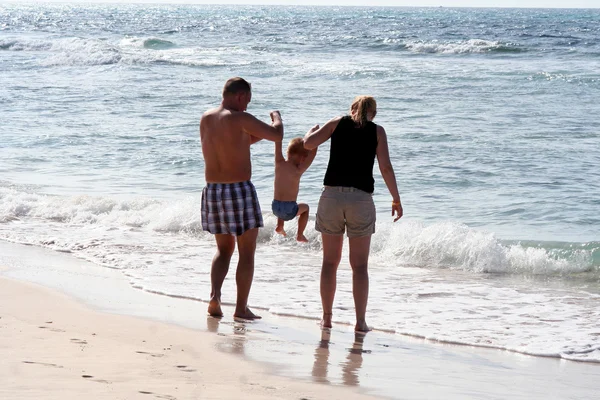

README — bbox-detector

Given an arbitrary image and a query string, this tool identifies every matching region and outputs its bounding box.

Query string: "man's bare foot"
[233,307,262,320]
[296,234,308,243]
[207,298,223,318]
[355,321,372,333]
[320,312,333,329]
[275,225,287,236]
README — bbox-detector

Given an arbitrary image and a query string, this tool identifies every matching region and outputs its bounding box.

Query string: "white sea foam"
[0,187,595,275]
[119,36,176,50]
[373,220,594,275]
[1,36,251,67]
[405,39,505,54]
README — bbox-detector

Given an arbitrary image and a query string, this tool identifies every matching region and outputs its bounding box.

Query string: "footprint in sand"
[136,351,164,358]
[138,391,177,399]
[70,338,88,345]
[176,365,196,372]
[82,375,110,384]
[38,321,65,332]
[22,361,63,368]
[38,325,66,333]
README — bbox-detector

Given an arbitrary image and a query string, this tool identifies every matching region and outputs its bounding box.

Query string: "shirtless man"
[200,77,283,320]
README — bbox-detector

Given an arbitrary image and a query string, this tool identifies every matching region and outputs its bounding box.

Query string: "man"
[200,77,283,320]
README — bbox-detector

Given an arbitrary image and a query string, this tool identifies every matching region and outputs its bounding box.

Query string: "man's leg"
[320,233,344,328]
[208,234,236,317]
[296,203,310,242]
[348,235,372,332]
[234,227,261,319]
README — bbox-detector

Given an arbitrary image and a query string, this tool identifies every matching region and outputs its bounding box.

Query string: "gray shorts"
[315,186,376,238]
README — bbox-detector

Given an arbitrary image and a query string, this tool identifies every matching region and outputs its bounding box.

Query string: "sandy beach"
[0,276,380,400]
[1,240,599,400]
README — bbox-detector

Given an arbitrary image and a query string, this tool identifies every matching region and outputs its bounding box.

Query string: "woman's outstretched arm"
[303,117,342,150]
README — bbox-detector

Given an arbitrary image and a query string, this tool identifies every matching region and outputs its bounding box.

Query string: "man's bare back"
[201,105,283,184]
[201,106,254,184]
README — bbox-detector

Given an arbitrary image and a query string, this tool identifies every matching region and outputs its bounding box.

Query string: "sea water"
[1,4,599,362]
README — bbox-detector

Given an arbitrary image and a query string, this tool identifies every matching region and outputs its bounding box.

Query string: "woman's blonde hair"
[350,96,377,127]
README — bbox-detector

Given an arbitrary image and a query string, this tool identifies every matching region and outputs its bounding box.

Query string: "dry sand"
[0,277,376,400]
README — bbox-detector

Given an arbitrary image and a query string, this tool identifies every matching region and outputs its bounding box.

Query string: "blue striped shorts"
[201,181,264,236]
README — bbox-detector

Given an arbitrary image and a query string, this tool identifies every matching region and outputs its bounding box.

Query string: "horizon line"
[2,1,600,9]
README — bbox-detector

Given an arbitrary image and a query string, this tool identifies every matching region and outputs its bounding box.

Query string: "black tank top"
[323,116,378,194]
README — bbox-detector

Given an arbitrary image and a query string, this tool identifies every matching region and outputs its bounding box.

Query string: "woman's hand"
[392,201,403,222]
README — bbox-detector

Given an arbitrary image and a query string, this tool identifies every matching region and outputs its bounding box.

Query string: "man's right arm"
[275,140,285,163]
[240,111,283,143]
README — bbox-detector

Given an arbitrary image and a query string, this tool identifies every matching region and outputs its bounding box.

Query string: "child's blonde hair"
[287,137,309,158]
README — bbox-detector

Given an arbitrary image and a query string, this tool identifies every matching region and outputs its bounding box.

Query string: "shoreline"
[1,240,599,399]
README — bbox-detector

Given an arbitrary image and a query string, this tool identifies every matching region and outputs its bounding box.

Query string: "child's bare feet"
[296,234,308,243]
[275,219,287,236]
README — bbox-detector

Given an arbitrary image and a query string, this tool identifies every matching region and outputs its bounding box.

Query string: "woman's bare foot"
[207,298,223,318]
[320,312,333,329]
[296,234,308,243]
[355,321,372,333]
[275,225,287,236]
[233,307,262,320]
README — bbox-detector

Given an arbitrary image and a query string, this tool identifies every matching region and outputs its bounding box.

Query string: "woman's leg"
[320,233,344,328]
[348,235,372,332]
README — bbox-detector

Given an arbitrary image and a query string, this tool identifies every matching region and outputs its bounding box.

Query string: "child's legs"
[275,217,286,235]
[296,203,309,237]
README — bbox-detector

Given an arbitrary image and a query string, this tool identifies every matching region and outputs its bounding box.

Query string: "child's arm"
[299,145,317,173]
[275,140,285,163]
[298,124,319,172]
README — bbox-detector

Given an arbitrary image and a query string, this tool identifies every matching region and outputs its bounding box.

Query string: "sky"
[4,0,599,8]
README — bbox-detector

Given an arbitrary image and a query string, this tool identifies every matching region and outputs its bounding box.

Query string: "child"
[272,125,319,242]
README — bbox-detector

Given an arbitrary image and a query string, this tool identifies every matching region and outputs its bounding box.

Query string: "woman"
[304,96,403,332]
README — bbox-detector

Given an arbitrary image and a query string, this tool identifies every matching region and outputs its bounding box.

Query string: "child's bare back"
[272,126,319,242]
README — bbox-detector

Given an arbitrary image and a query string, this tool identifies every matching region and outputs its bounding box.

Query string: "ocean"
[1,4,599,363]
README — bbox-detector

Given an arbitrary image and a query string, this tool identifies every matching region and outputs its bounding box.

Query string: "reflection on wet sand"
[207,316,247,355]
[206,316,220,333]
[312,330,368,387]
[342,333,367,386]
[312,329,331,383]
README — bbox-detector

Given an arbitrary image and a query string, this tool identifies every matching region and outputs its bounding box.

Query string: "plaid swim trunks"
[201,181,264,236]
